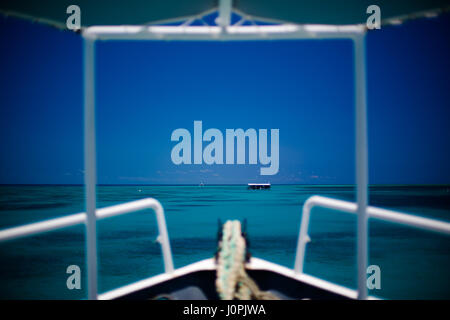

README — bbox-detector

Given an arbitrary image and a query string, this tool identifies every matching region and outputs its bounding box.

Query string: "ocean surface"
[0,185,449,299]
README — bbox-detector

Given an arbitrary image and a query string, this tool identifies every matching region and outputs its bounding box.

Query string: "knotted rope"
[215,220,279,300]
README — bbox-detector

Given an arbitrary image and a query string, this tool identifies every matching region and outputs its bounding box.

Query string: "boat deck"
[117,269,350,300]
[98,258,358,300]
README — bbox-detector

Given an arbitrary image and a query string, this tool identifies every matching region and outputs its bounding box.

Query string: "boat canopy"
[0,0,449,31]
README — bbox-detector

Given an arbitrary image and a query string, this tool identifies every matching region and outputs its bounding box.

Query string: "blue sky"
[0,13,449,185]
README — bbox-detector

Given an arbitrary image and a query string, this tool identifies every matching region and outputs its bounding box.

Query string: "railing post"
[153,201,174,273]
[354,31,369,300]
[83,35,98,300]
[294,198,313,274]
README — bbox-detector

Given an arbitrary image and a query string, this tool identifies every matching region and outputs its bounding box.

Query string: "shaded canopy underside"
[0,0,449,29]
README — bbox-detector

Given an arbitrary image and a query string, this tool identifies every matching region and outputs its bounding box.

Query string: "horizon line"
[0,183,449,187]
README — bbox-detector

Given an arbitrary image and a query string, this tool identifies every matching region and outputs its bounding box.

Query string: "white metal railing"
[0,197,174,298]
[294,195,450,293]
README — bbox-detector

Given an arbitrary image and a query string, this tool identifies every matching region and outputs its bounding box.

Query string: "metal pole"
[153,200,175,273]
[354,32,368,300]
[83,36,98,300]
[294,200,312,274]
[218,0,232,27]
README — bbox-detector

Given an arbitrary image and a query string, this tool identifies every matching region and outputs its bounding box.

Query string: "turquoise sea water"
[0,185,449,299]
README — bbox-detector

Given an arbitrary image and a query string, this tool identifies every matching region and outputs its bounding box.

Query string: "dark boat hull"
[117,269,351,300]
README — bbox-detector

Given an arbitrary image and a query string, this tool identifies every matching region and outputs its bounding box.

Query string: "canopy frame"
[81,9,369,300]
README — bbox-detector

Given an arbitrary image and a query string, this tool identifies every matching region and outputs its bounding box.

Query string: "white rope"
[215,220,279,300]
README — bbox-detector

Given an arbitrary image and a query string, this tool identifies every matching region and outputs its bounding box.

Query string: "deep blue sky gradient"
[0,14,449,185]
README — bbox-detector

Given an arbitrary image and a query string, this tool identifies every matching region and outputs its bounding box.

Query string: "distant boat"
[248,183,271,190]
